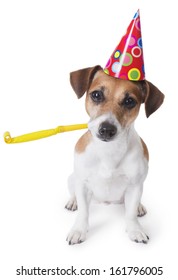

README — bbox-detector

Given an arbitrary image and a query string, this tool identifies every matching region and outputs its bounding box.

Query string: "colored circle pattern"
[133,11,139,19]
[132,46,142,57]
[104,10,145,81]
[135,18,141,30]
[105,58,112,68]
[142,64,145,75]
[114,50,121,59]
[128,35,136,47]
[128,68,141,80]
[137,37,142,48]
[112,62,121,74]
[104,68,109,75]
[120,52,133,66]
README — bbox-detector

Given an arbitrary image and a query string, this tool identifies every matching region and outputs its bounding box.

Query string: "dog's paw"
[67,229,86,245]
[137,203,147,217]
[128,229,149,244]
[65,197,78,211]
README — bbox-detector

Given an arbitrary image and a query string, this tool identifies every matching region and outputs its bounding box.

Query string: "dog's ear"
[70,65,102,98]
[140,80,165,118]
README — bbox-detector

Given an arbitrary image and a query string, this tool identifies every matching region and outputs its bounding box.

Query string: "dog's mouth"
[97,122,117,142]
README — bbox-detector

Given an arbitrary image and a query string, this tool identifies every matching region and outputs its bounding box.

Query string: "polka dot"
[120,52,133,66]
[105,58,111,68]
[104,68,109,75]
[131,46,142,57]
[137,38,142,48]
[119,73,127,80]
[128,68,141,80]
[142,64,145,74]
[133,11,139,19]
[135,18,141,30]
[112,62,121,74]
[128,35,136,47]
[114,50,121,59]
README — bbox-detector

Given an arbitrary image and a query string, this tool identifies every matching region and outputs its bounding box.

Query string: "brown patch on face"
[140,138,149,161]
[85,70,143,127]
[75,131,92,154]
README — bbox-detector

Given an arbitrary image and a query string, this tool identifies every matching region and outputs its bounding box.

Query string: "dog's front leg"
[67,181,91,245]
[125,185,149,244]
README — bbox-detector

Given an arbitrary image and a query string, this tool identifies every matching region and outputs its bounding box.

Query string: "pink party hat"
[104,10,145,81]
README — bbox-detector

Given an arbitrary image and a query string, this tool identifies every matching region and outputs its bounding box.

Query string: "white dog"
[65,66,164,245]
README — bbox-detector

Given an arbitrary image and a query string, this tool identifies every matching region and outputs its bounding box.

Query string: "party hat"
[104,10,145,81]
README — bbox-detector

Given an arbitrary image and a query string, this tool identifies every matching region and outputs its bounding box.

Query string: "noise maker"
[4,123,88,144]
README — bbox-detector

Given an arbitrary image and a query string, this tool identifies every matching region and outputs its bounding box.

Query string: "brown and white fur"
[65,65,164,245]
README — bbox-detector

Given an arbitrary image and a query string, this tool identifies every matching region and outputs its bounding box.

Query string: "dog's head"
[70,66,164,142]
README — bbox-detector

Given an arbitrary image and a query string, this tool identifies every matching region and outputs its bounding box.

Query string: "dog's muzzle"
[98,122,117,142]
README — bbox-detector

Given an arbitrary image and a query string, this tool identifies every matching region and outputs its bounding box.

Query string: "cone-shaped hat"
[104,10,145,81]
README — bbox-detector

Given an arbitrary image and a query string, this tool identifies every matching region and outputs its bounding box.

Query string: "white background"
[0,0,177,279]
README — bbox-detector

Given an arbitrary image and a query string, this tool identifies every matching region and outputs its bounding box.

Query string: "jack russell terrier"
[65,65,164,245]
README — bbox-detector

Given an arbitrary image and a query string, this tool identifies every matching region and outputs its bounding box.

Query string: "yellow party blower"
[4,123,88,144]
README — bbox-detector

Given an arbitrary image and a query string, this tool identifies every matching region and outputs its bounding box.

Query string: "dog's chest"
[88,167,128,203]
[75,136,146,203]
[87,153,132,203]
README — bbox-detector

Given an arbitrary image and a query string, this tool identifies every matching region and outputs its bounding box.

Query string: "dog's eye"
[122,96,137,109]
[90,91,104,103]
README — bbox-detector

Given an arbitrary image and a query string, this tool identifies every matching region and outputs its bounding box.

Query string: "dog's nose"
[98,122,117,141]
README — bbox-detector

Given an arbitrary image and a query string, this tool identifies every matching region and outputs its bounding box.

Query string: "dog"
[65,65,164,245]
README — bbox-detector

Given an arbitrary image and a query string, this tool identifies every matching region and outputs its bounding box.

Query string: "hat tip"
[133,9,140,19]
